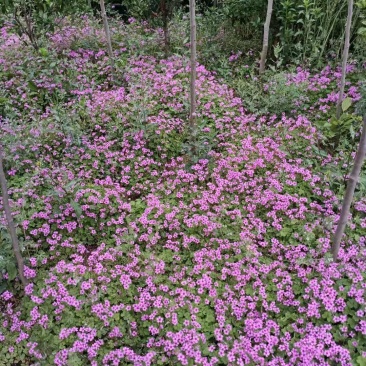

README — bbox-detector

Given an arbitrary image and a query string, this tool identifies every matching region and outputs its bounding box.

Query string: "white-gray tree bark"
[336,0,354,119]
[332,116,366,260]
[259,0,273,74]
[100,0,116,83]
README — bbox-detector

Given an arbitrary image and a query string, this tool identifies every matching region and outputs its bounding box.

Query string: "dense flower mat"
[0,18,365,366]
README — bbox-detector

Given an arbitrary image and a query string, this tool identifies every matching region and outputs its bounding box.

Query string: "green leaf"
[65,180,79,191]
[6,262,17,281]
[70,201,82,218]
[350,125,355,139]
[0,282,8,294]
[28,81,39,92]
[279,227,290,237]
[39,48,49,57]
[357,356,366,366]
[342,97,352,112]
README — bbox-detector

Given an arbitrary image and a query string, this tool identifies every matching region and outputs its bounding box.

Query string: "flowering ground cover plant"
[0,17,366,366]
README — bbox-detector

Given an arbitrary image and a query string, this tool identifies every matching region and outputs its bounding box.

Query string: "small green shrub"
[233,70,308,115]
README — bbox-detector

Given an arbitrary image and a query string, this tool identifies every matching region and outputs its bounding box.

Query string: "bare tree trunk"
[164,24,169,57]
[100,0,116,83]
[332,116,366,261]
[0,144,28,288]
[259,0,273,74]
[13,5,38,50]
[189,0,197,129]
[336,0,354,119]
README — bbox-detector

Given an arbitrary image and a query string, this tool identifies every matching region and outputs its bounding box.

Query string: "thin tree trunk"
[332,116,366,261]
[0,144,28,288]
[189,0,197,128]
[336,0,354,119]
[259,0,273,74]
[164,24,169,57]
[100,0,116,83]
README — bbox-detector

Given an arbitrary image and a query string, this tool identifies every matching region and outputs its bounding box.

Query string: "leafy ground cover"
[0,16,366,366]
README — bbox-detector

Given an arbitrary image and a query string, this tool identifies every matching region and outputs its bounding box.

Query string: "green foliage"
[315,111,363,148]
[196,6,262,68]
[276,0,350,65]
[0,225,31,293]
[356,81,366,116]
[1,0,90,49]
[221,0,267,26]
[233,69,308,115]
[355,0,366,63]
[117,0,182,25]
[119,0,152,19]
[357,0,366,38]
[0,226,17,284]
[197,0,358,68]
[0,338,29,366]
[357,356,366,366]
